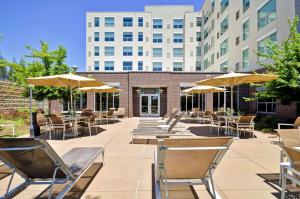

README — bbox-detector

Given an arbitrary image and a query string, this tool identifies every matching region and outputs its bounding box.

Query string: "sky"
[0,0,204,72]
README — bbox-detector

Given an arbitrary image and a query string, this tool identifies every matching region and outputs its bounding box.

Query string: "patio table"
[63,116,89,137]
[0,124,15,137]
[218,115,239,136]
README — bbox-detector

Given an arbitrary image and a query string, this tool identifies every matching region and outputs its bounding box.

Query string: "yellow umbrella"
[195,71,279,111]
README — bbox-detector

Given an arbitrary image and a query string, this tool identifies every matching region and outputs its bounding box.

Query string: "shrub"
[254,115,281,133]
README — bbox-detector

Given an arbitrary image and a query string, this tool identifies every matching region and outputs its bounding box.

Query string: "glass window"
[258,32,277,61]
[242,48,249,68]
[95,92,119,112]
[196,17,202,27]
[105,32,114,42]
[94,61,99,71]
[123,17,133,27]
[153,19,163,29]
[138,46,143,56]
[257,98,276,113]
[243,19,250,40]
[173,48,183,57]
[211,19,215,31]
[196,32,202,42]
[94,32,100,42]
[173,62,183,71]
[211,53,215,65]
[258,0,276,29]
[138,17,143,27]
[123,32,133,41]
[204,28,209,40]
[204,12,209,25]
[123,46,133,56]
[104,61,114,71]
[173,19,183,28]
[153,33,163,43]
[105,17,114,27]
[196,47,201,57]
[204,58,209,69]
[123,61,132,71]
[138,61,143,70]
[221,0,229,13]
[105,46,114,56]
[211,0,215,12]
[73,93,87,111]
[243,0,250,12]
[173,33,183,43]
[221,16,229,35]
[94,17,100,27]
[94,46,99,56]
[196,61,202,71]
[138,32,143,42]
[211,36,215,47]
[220,60,228,71]
[153,62,162,71]
[204,43,209,55]
[153,48,162,57]
[220,38,228,56]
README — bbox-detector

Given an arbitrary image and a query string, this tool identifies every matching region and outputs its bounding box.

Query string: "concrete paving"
[0,118,289,198]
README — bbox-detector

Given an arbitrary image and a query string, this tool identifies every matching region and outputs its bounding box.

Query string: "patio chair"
[278,116,300,130]
[201,110,212,123]
[113,107,125,118]
[210,113,225,135]
[278,145,300,199]
[49,114,73,140]
[0,137,104,199]
[155,137,233,199]
[138,109,179,128]
[36,112,50,138]
[102,108,115,124]
[231,115,256,138]
[78,114,99,136]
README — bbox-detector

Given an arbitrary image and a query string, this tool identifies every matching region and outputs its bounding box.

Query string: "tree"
[257,17,300,105]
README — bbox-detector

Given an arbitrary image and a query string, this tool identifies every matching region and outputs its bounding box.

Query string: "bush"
[0,109,30,124]
[254,115,280,133]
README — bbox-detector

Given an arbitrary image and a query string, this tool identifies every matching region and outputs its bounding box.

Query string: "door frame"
[140,94,160,117]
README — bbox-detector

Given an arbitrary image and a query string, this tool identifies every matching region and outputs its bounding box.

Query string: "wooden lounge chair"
[0,138,104,199]
[155,137,233,199]
[138,109,179,128]
[278,145,300,199]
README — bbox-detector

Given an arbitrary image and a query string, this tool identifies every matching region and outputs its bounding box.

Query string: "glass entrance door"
[140,94,160,116]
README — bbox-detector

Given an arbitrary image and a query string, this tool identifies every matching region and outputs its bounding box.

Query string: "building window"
[138,61,143,70]
[105,32,114,42]
[258,0,276,30]
[196,61,201,71]
[104,61,114,71]
[180,87,204,112]
[153,19,163,29]
[236,10,240,20]
[220,60,228,71]
[138,17,143,27]
[63,93,87,112]
[220,16,229,35]
[173,48,183,57]
[243,0,250,12]
[138,46,143,56]
[258,32,277,61]
[105,17,114,27]
[211,53,215,65]
[173,19,183,28]
[243,19,250,40]
[242,48,249,69]
[95,92,120,112]
[236,36,240,46]
[153,62,162,71]
[153,48,162,57]
[211,0,215,12]
[94,32,100,42]
[123,17,133,27]
[105,46,114,56]
[196,47,201,57]
[204,28,209,40]
[94,17,100,27]
[123,46,133,56]
[94,61,99,71]
[211,19,215,30]
[123,32,133,41]
[204,11,209,25]
[257,98,276,113]
[173,33,183,43]
[123,61,132,71]
[204,43,209,55]
[138,32,143,42]
[94,46,99,56]
[153,33,163,43]
[204,58,209,69]
[220,38,228,56]
[221,0,229,13]
[211,36,215,48]
[196,32,201,42]
[196,17,202,27]
[173,62,183,71]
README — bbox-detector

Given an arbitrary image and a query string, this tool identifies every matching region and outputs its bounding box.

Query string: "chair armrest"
[278,123,294,129]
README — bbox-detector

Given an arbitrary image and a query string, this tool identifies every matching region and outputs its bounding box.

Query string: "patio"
[0,118,287,198]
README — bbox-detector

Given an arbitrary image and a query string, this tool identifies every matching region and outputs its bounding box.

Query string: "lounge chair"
[155,137,233,199]
[138,109,179,128]
[0,138,104,199]
[278,116,300,130]
[278,144,300,199]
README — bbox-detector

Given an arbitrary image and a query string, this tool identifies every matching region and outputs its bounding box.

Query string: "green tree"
[257,17,300,105]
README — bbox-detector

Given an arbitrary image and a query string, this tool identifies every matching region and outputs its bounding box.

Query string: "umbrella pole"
[70,88,73,116]
[29,85,34,137]
[223,86,226,111]
[202,94,204,111]
[231,85,233,113]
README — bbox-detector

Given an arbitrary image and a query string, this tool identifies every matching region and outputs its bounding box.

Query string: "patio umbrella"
[195,71,278,111]
[26,74,104,136]
[78,85,120,112]
[182,86,226,111]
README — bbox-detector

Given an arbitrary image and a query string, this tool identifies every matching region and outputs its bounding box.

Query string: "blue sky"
[0,0,204,71]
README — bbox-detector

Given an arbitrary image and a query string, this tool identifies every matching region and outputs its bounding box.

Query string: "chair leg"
[88,123,91,136]
[63,128,65,140]
[281,174,287,199]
